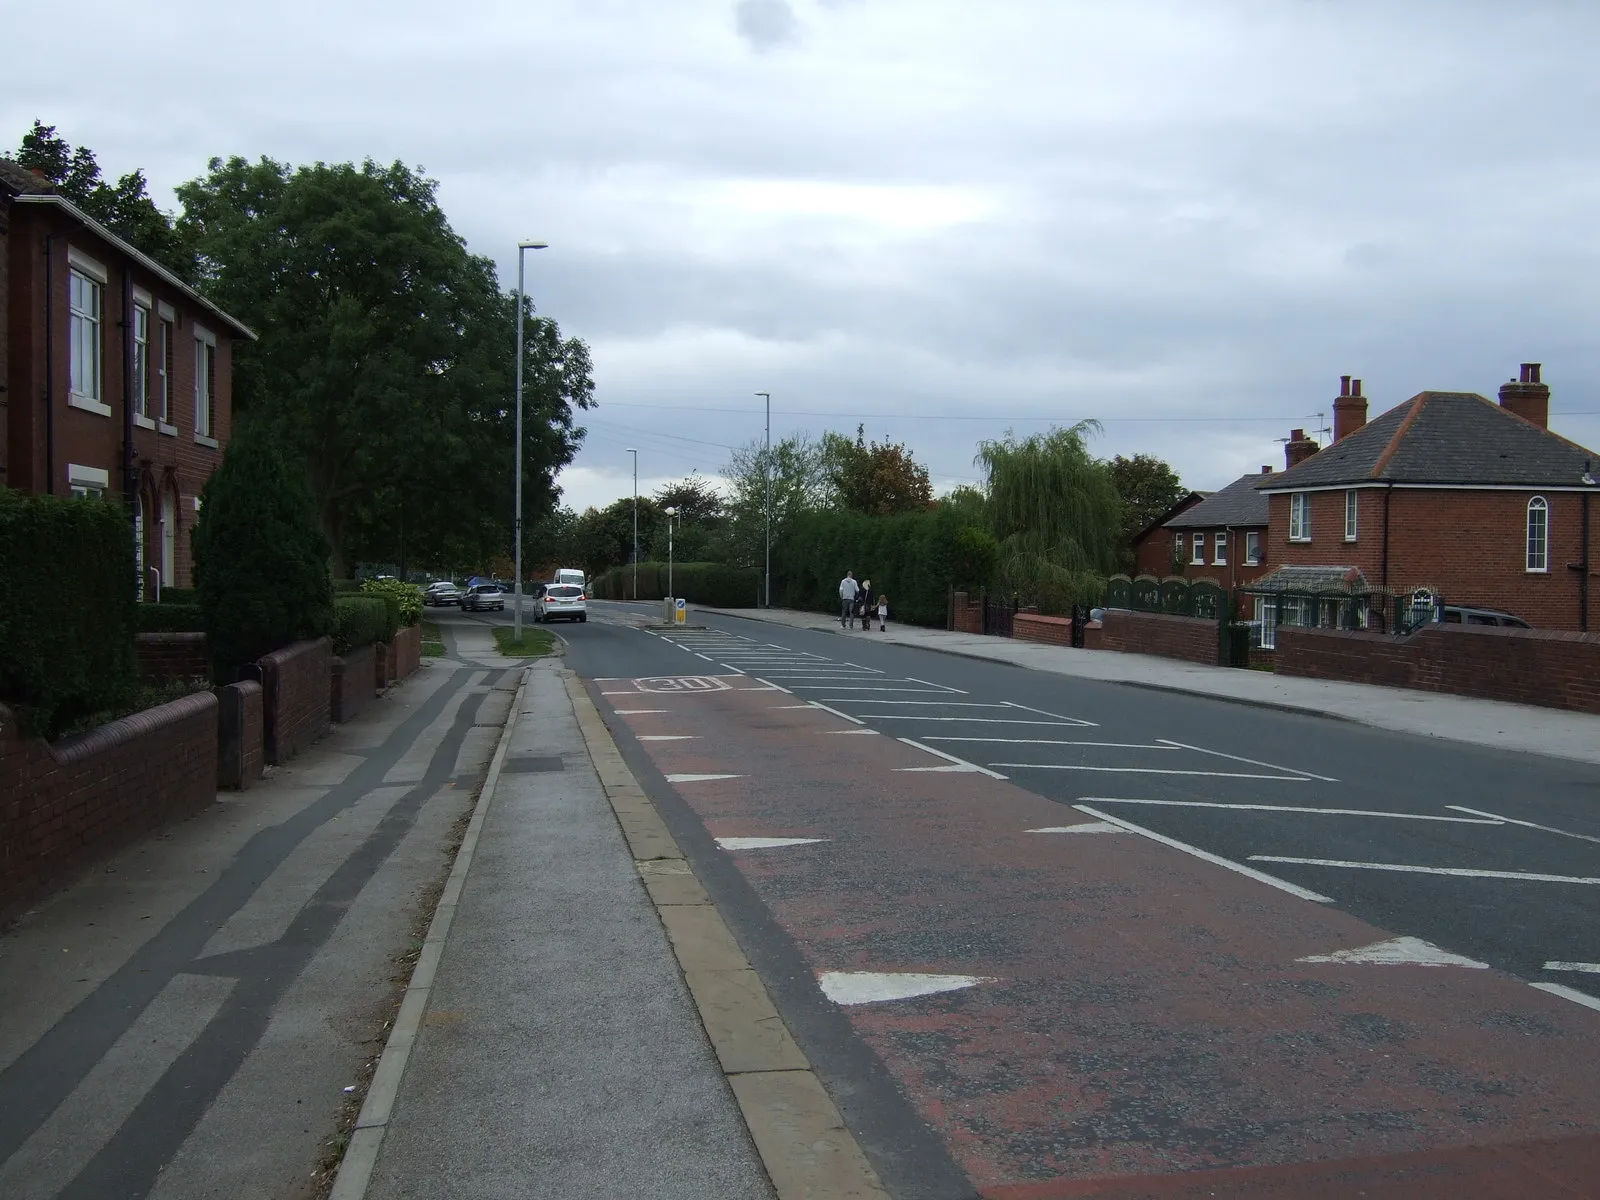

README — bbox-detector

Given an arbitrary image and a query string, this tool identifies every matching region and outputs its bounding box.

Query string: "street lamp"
[513,240,548,643]
[626,448,639,601]
[664,506,677,608]
[755,391,771,608]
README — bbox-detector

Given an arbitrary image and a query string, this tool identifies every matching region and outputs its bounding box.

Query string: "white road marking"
[695,652,716,661]
[638,735,698,741]
[1447,806,1600,847]
[1249,856,1600,885]
[753,678,793,693]
[995,764,1310,780]
[716,837,828,850]
[1075,805,1334,903]
[665,773,744,783]
[1026,822,1127,834]
[613,709,671,714]
[771,704,821,710]
[827,729,881,735]
[817,971,991,1006]
[599,690,638,695]
[868,716,1100,725]
[1080,797,1502,824]
[1530,982,1600,1014]
[1296,936,1488,968]
[895,738,1008,779]
[809,703,864,725]
[793,686,951,693]
[1544,962,1600,974]
[1001,701,1098,727]
[903,676,966,694]
[1155,739,1339,782]
[719,664,747,674]
[928,738,1176,749]
[816,700,1016,707]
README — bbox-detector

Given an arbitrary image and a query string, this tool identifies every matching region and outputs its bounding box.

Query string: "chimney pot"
[1284,429,1319,471]
[1332,375,1369,443]
[1500,364,1551,429]
[1340,375,1351,397]
[1261,465,1272,474]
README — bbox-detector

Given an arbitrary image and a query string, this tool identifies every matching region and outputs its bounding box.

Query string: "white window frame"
[1245,530,1261,565]
[1289,492,1311,542]
[1213,531,1227,565]
[1256,599,1277,649]
[133,295,153,427]
[1174,531,1184,561]
[67,249,110,416]
[157,303,177,432]
[1526,496,1549,573]
[1191,532,1205,565]
[194,325,218,443]
[67,462,109,500]
[1344,490,1358,541]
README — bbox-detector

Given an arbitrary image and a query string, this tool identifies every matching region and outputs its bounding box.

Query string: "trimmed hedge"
[154,586,196,605]
[136,602,205,632]
[361,577,422,633]
[0,489,138,738]
[589,562,759,608]
[333,596,390,654]
[333,578,363,594]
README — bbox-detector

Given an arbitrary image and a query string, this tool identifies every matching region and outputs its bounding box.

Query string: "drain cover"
[501,756,564,774]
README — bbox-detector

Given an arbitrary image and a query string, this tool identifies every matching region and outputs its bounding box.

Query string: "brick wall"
[215,681,262,790]
[1095,609,1218,666]
[949,592,982,634]
[1275,623,1600,714]
[0,691,217,919]
[258,637,331,764]
[1013,613,1076,647]
[135,632,209,680]
[331,643,376,724]
[388,624,421,682]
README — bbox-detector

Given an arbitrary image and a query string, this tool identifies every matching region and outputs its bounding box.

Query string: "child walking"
[877,594,889,631]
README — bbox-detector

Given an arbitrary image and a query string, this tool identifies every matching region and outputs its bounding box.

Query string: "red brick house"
[1252,368,1600,633]
[1,160,254,593]
[1162,468,1273,595]
[1128,490,1208,576]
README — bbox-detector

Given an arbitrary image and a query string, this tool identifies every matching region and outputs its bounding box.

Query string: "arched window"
[1526,496,1549,572]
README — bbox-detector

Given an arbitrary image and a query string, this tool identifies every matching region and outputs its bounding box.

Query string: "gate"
[981,591,1018,637]
[1070,603,1087,648]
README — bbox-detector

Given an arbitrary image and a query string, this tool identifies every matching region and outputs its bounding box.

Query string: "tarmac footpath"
[337,657,888,1200]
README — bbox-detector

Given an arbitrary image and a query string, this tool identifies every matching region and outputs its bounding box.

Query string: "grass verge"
[420,620,445,658]
[492,626,555,657]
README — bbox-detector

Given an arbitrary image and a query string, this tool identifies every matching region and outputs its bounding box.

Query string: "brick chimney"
[1499,363,1549,429]
[1285,429,1319,471]
[1260,465,1273,474]
[1333,375,1367,443]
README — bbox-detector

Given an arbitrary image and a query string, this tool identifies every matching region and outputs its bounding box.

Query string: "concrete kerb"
[561,671,891,1200]
[326,665,532,1200]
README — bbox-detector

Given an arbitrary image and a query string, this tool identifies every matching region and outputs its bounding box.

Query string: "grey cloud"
[735,0,800,51]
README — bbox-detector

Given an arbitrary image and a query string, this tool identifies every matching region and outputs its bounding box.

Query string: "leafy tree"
[574,497,664,579]
[938,483,989,529]
[193,423,335,681]
[819,425,933,516]
[14,120,193,277]
[722,432,830,568]
[975,422,1122,609]
[1108,453,1186,571]
[653,472,726,526]
[175,155,592,576]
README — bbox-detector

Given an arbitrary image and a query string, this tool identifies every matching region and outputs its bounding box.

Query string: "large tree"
[722,432,830,568]
[1108,453,1186,571]
[819,425,933,516]
[175,156,592,575]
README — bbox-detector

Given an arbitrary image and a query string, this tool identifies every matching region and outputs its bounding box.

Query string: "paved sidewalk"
[692,604,1600,767]
[349,660,774,1200]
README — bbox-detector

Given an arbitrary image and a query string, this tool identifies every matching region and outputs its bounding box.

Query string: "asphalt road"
[564,603,1600,1198]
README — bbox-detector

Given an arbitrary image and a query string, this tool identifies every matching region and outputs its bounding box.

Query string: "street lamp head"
[664,506,677,517]
[626,447,637,454]
[518,241,549,250]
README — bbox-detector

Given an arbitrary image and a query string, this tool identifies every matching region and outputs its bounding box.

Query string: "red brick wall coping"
[258,637,332,764]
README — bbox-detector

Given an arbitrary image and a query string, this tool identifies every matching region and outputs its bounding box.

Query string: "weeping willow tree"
[974,421,1122,610]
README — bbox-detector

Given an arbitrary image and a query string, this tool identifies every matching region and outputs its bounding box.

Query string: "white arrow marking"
[716,837,829,850]
[817,971,991,1006]
[665,773,743,783]
[1297,936,1488,968]
[1026,822,1127,834]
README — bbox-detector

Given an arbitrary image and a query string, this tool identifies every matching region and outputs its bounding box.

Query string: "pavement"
[691,604,1600,766]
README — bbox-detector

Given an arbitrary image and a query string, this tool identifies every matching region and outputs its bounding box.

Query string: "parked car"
[461,582,506,612]
[536,583,587,623]
[424,581,462,607]
[1439,605,1530,628]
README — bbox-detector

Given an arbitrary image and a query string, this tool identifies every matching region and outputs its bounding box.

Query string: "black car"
[461,583,507,612]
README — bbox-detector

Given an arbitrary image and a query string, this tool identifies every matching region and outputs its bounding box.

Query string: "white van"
[554,568,585,590]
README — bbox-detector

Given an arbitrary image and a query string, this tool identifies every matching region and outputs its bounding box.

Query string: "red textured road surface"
[591,670,1600,1198]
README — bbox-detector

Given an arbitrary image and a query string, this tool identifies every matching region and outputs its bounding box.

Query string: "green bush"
[333,578,363,594]
[361,576,422,633]
[332,596,389,653]
[590,562,758,607]
[0,489,138,738]
[154,586,196,605]
[193,430,335,681]
[136,603,204,632]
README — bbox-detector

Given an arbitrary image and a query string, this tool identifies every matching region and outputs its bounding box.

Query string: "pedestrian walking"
[859,579,875,631]
[877,594,889,631]
[838,570,859,628]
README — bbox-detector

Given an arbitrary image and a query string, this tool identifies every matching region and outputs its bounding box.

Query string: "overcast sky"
[11,1,1600,511]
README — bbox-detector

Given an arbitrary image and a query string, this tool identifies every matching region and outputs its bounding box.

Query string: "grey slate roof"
[1164,473,1270,529]
[1258,391,1599,490]
[1245,565,1370,594]
[0,158,50,196]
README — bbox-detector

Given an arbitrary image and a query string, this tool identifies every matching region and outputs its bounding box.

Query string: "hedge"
[361,577,422,633]
[588,562,759,608]
[333,596,390,654]
[154,586,196,605]
[136,602,205,632]
[0,489,138,738]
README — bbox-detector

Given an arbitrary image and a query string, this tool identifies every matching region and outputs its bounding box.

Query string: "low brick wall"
[1096,609,1218,666]
[1013,613,1076,647]
[388,624,421,681]
[1275,624,1600,714]
[135,632,209,681]
[950,591,983,634]
[331,644,376,724]
[216,681,263,790]
[258,637,332,764]
[0,693,218,918]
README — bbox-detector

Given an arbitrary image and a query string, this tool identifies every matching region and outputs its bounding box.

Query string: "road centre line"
[695,653,714,661]
[1081,797,1504,823]
[1530,982,1600,1014]
[994,764,1310,780]
[1155,739,1338,782]
[809,702,865,725]
[1447,805,1600,847]
[1545,962,1600,974]
[1248,856,1600,885]
[718,665,747,674]
[1074,805,1333,903]
[927,738,1177,749]
[897,738,1007,779]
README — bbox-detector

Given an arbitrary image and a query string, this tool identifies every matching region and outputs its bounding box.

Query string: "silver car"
[424,581,461,607]
[461,583,506,612]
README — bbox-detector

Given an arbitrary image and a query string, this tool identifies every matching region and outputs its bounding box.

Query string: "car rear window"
[548,586,583,598]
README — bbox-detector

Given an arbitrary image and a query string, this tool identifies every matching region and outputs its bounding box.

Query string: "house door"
[160,489,176,586]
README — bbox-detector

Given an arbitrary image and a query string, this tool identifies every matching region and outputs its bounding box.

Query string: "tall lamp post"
[755,391,771,607]
[513,240,549,642]
[664,506,677,609]
[626,447,639,601]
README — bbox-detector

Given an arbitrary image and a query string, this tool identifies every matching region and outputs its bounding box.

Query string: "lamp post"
[626,447,639,601]
[664,506,677,608]
[755,391,771,607]
[512,240,548,642]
